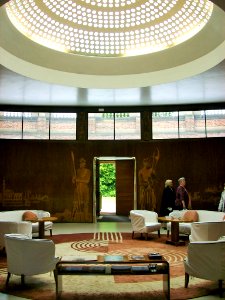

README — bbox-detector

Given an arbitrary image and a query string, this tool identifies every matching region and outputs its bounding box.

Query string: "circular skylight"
[6,0,213,57]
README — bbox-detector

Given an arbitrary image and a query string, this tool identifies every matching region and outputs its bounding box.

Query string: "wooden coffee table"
[55,254,170,299]
[158,216,188,246]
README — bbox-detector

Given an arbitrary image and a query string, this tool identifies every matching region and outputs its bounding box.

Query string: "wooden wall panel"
[116,160,134,216]
[0,138,224,222]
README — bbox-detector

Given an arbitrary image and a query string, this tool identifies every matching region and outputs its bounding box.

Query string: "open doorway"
[93,157,137,222]
[99,162,116,214]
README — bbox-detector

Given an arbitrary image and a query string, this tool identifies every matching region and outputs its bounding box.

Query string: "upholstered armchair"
[189,221,225,242]
[0,221,32,252]
[130,210,161,240]
[4,233,60,286]
[184,240,225,297]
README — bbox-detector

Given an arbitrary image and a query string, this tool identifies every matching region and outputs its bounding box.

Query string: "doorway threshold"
[97,214,130,222]
[100,212,116,216]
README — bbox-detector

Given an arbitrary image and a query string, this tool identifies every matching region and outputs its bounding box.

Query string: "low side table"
[158,217,187,246]
[38,216,58,239]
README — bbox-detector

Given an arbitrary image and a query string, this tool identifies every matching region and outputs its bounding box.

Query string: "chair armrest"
[184,240,225,280]
[37,210,51,218]
[190,221,225,242]
[144,211,158,223]
[130,213,146,232]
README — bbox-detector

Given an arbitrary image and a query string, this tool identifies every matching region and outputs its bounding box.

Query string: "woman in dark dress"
[160,179,176,216]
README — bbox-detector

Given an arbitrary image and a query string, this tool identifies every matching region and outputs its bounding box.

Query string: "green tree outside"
[99,163,116,197]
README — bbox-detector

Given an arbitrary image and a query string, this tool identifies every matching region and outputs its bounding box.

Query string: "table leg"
[55,273,62,299]
[38,220,45,239]
[166,222,185,246]
[163,261,170,300]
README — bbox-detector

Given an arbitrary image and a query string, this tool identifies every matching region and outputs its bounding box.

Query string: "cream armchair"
[189,221,225,242]
[184,240,225,297]
[4,233,60,286]
[166,210,225,237]
[130,210,161,240]
[0,221,32,252]
[0,210,53,237]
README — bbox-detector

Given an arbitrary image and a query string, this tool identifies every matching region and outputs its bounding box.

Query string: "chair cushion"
[182,210,198,222]
[22,211,38,222]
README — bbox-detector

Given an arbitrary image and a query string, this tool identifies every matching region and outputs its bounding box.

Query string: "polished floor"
[0,221,223,300]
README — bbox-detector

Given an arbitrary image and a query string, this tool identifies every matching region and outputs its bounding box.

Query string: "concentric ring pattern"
[6,0,213,57]
[70,239,186,267]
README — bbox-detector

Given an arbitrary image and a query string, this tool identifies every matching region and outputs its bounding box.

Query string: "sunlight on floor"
[101,197,116,214]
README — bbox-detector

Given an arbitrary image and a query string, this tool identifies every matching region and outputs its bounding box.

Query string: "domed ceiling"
[6,0,213,57]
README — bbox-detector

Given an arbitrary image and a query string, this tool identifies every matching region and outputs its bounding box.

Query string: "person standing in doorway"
[160,179,176,216]
[175,177,191,210]
[218,183,225,212]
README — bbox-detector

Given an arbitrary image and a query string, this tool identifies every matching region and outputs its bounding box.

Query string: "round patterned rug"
[0,233,221,300]
[53,233,220,299]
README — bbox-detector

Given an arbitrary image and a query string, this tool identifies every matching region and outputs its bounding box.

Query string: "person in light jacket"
[218,183,225,212]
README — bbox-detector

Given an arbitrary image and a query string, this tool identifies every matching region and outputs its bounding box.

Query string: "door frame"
[92,156,137,223]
